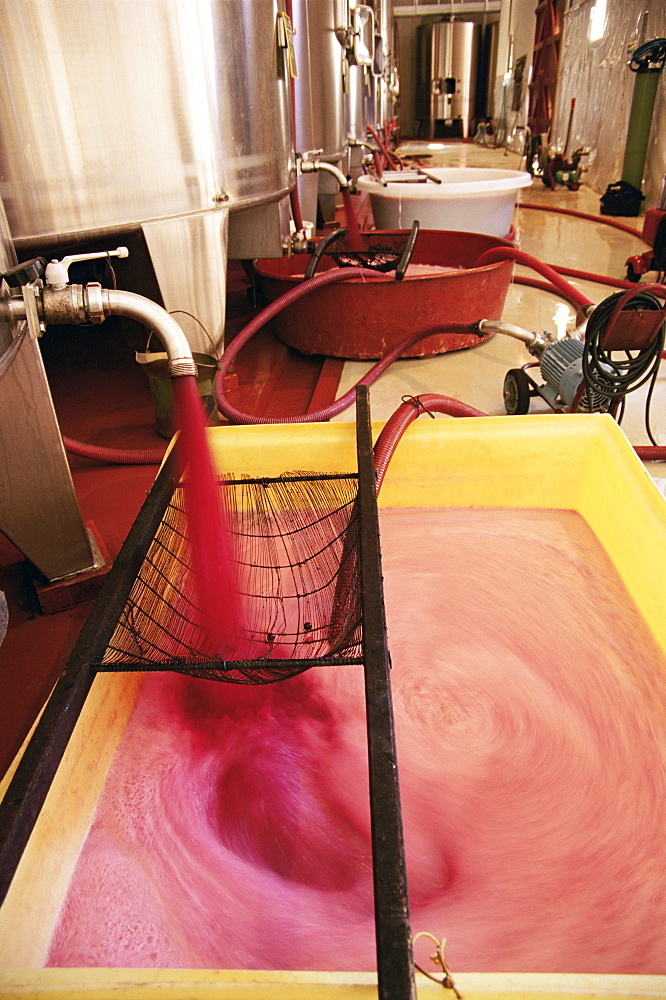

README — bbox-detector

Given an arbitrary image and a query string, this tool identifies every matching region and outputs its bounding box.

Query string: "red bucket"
[254,230,515,360]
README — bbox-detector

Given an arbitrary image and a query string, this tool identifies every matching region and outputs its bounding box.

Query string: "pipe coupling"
[168,356,199,378]
[41,285,89,325]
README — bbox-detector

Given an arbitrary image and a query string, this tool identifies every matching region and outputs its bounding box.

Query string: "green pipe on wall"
[621,67,661,192]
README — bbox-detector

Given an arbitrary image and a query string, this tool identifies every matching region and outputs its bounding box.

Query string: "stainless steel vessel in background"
[0,0,296,352]
[347,0,377,178]
[416,20,479,140]
[344,0,399,179]
[374,0,398,130]
[291,0,349,226]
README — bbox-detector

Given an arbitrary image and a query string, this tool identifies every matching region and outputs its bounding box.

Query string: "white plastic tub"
[356,167,533,237]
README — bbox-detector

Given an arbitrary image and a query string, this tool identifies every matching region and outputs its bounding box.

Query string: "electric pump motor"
[539,338,611,411]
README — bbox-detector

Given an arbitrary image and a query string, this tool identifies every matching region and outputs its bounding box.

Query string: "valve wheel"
[503,368,531,415]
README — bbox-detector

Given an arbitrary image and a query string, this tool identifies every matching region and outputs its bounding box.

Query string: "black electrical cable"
[582,290,665,445]
[629,37,666,72]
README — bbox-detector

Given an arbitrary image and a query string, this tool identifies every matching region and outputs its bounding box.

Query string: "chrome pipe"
[101,289,197,377]
[348,138,378,154]
[299,158,352,191]
[1,284,197,377]
[477,319,549,355]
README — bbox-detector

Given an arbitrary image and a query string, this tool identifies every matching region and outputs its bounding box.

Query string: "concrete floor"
[331,143,665,494]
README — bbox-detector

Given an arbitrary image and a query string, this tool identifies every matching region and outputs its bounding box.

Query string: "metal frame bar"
[355,385,416,1000]
[0,456,177,904]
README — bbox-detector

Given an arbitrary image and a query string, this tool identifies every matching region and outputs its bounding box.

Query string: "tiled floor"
[1,142,664,778]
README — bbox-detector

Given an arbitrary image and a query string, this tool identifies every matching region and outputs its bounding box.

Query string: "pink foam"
[47,509,666,973]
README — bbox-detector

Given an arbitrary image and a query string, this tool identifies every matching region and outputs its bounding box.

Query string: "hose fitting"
[298,153,353,192]
[476,319,550,356]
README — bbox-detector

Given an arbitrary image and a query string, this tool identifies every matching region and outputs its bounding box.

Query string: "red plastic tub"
[254,230,515,360]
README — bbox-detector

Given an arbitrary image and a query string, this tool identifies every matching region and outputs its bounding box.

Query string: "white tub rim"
[356,167,533,198]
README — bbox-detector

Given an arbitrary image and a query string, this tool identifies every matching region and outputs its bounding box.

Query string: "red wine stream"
[341,189,363,251]
[172,375,243,658]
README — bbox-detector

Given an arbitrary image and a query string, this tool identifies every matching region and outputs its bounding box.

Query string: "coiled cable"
[582,287,665,444]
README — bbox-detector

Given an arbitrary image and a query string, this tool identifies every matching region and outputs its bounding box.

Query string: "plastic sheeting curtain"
[551,0,666,209]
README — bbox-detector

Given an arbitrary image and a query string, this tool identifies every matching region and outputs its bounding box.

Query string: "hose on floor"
[214,264,476,425]
[62,437,165,466]
[518,202,645,241]
[474,246,594,313]
[60,225,663,461]
[214,252,663,460]
[372,394,666,474]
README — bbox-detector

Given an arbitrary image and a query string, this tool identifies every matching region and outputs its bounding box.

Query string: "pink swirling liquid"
[47,508,666,973]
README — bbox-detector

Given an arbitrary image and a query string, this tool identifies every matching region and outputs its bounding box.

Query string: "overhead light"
[589,0,607,43]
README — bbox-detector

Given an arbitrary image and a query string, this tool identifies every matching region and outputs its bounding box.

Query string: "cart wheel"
[503,369,531,415]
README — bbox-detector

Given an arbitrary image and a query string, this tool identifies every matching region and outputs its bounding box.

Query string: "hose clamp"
[401,394,435,418]
[84,283,106,323]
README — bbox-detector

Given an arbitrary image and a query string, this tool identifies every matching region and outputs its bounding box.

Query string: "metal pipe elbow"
[102,289,197,377]
[299,158,352,192]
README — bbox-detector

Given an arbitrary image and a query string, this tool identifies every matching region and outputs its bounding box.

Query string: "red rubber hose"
[373,396,664,487]
[367,124,402,171]
[518,203,645,241]
[474,246,594,311]
[634,446,666,461]
[552,266,643,292]
[373,394,486,492]
[513,275,588,309]
[215,265,477,425]
[63,436,165,465]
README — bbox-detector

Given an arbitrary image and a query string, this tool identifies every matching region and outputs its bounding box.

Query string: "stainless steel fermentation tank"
[0,0,295,584]
[416,20,493,140]
[0,197,99,583]
[0,0,295,354]
[374,0,398,131]
[291,0,348,226]
[347,0,397,177]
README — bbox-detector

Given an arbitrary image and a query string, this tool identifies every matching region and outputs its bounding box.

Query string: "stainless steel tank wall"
[0,199,96,581]
[347,0,372,144]
[0,0,295,243]
[291,0,348,164]
[290,0,348,226]
[0,0,295,353]
[347,0,398,173]
[374,0,398,127]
